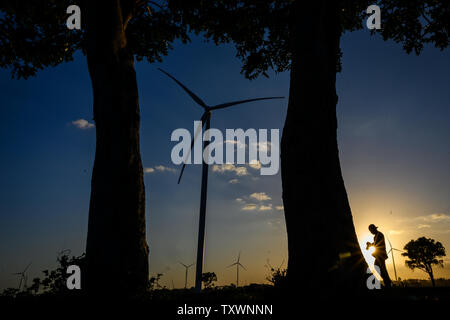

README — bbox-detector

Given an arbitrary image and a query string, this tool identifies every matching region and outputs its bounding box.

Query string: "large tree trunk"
[84,1,149,295]
[281,0,367,298]
[429,268,435,287]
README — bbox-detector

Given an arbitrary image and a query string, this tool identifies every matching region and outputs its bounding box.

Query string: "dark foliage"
[402,237,446,287]
[201,272,218,289]
[1,253,85,298]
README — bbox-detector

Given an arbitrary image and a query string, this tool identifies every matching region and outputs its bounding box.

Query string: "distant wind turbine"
[386,237,403,282]
[159,68,283,292]
[227,252,247,287]
[179,261,195,289]
[266,258,285,270]
[12,262,31,291]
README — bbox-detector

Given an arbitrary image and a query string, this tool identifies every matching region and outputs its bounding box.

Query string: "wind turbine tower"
[159,68,283,292]
[387,237,403,282]
[227,252,247,287]
[179,261,195,289]
[12,262,32,291]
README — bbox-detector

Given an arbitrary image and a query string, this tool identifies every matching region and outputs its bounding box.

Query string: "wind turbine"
[159,68,283,292]
[12,262,32,291]
[179,261,195,289]
[266,258,285,270]
[227,252,247,287]
[386,237,403,282]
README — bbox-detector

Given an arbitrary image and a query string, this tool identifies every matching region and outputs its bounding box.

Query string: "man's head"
[368,224,378,234]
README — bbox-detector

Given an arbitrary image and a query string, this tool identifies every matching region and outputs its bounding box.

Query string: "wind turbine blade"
[210,96,284,111]
[23,262,32,273]
[179,262,187,268]
[386,237,395,253]
[158,68,208,109]
[237,251,241,263]
[227,263,238,268]
[188,263,195,268]
[177,112,209,184]
[238,263,247,271]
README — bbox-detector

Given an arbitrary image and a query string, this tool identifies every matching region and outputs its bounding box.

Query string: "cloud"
[248,160,261,170]
[389,230,404,235]
[235,198,244,203]
[72,118,94,130]
[212,164,248,176]
[242,204,257,211]
[251,141,271,152]
[242,203,273,212]
[250,192,271,201]
[275,205,284,211]
[429,213,450,221]
[393,212,450,236]
[144,165,176,174]
[229,179,239,184]
[224,139,246,149]
[154,165,177,173]
[414,213,450,222]
[259,204,272,211]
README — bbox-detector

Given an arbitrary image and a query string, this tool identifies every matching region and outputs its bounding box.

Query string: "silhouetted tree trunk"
[84,1,149,295]
[281,0,367,297]
[428,267,435,287]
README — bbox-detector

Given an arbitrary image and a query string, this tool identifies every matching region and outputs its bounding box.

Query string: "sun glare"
[359,233,382,280]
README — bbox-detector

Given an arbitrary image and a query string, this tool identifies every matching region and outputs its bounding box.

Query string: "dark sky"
[1,28,449,289]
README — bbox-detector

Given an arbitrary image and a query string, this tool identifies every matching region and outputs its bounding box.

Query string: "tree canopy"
[0,0,191,79]
[2,1,448,79]
[173,0,450,79]
[402,237,446,286]
[402,237,446,272]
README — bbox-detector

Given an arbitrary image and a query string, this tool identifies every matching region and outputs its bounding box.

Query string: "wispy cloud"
[155,165,176,173]
[250,192,271,201]
[144,165,176,174]
[418,224,431,229]
[212,164,248,176]
[259,204,272,211]
[241,203,274,212]
[414,213,450,222]
[242,204,258,211]
[275,205,284,211]
[389,230,404,235]
[248,160,261,170]
[251,141,271,152]
[72,118,94,130]
[228,179,239,184]
[223,139,246,149]
[429,213,450,221]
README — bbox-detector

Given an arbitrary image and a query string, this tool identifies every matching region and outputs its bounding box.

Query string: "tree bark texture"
[84,1,149,295]
[281,0,367,298]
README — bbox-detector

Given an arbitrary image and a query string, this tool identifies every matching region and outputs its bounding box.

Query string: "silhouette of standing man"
[366,224,392,288]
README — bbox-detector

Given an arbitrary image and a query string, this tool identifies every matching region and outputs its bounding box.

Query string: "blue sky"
[1,28,449,289]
